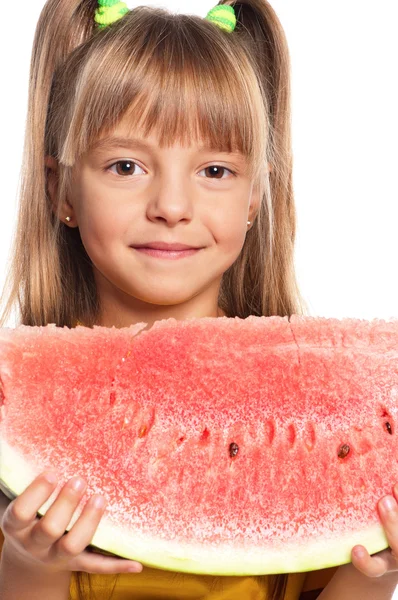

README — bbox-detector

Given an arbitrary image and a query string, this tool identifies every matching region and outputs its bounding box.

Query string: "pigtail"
[218,0,308,322]
[0,0,100,329]
[28,0,98,152]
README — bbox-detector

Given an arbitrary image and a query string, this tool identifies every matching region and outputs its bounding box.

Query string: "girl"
[1,0,398,599]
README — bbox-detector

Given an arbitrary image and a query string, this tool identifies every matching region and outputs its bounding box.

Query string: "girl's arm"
[316,563,398,599]
[0,543,71,600]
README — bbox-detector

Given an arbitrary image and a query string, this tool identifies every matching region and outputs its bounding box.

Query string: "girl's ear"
[45,155,76,225]
[249,177,264,224]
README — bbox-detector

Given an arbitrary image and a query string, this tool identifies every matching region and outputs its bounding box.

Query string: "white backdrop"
[0,0,398,591]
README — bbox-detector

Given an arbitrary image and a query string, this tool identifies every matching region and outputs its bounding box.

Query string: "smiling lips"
[132,242,202,251]
[131,242,202,260]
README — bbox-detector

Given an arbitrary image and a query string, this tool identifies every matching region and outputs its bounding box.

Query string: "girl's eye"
[107,161,145,177]
[107,161,236,179]
[199,165,236,179]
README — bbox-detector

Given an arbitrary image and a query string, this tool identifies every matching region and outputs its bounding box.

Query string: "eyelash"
[105,160,237,180]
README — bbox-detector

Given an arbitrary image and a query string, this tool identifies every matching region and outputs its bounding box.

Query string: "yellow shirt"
[0,528,337,598]
[71,569,304,600]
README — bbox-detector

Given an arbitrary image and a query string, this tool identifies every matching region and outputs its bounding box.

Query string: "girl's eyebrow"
[90,136,244,158]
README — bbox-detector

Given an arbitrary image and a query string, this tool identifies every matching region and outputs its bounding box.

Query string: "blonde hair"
[0,0,309,597]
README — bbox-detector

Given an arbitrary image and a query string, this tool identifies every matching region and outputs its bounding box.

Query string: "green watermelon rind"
[0,439,389,576]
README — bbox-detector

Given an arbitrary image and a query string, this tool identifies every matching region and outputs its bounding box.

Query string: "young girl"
[1,0,398,599]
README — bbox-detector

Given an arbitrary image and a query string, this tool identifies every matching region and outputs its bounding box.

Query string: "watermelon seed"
[229,442,239,458]
[109,375,117,406]
[338,444,350,459]
[200,428,210,442]
[138,425,148,438]
[287,423,296,447]
[385,422,393,435]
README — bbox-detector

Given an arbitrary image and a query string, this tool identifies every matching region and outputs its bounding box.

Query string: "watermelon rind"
[0,438,389,576]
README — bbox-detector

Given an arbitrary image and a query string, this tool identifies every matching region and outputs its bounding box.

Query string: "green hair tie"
[205,5,237,33]
[94,2,237,33]
[94,0,129,30]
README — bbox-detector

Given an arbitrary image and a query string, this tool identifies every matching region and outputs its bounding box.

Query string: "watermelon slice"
[0,315,397,576]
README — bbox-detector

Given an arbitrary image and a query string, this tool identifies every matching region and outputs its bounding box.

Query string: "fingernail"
[92,495,105,508]
[44,471,58,484]
[382,495,396,511]
[354,547,366,558]
[70,478,85,491]
[127,564,143,572]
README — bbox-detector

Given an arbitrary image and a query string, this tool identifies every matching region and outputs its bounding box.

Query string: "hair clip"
[94,0,130,30]
[205,5,237,33]
[95,2,237,33]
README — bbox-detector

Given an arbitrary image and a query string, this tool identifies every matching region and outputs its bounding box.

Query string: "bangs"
[58,7,268,181]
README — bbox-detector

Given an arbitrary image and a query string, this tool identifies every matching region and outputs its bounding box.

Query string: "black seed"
[229,442,239,458]
[386,422,393,435]
[338,444,350,459]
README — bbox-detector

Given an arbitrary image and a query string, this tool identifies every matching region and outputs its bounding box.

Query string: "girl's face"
[47,123,260,329]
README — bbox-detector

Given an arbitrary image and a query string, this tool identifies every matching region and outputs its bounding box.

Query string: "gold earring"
[65,216,71,222]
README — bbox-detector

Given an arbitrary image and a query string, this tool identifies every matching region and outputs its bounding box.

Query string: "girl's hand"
[351,482,398,577]
[0,471,143,575]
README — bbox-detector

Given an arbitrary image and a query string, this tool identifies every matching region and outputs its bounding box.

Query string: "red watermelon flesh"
[0,315,397,576]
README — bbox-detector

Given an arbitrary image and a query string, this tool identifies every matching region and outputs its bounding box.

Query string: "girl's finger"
[54,492,143,573]
[3,472,59,533]
[351,545,398,578]
[69,549,143,575]
[30,476,87,548]
[378,495,398,559]
[52,494,108,560]
[54,495,143,573]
